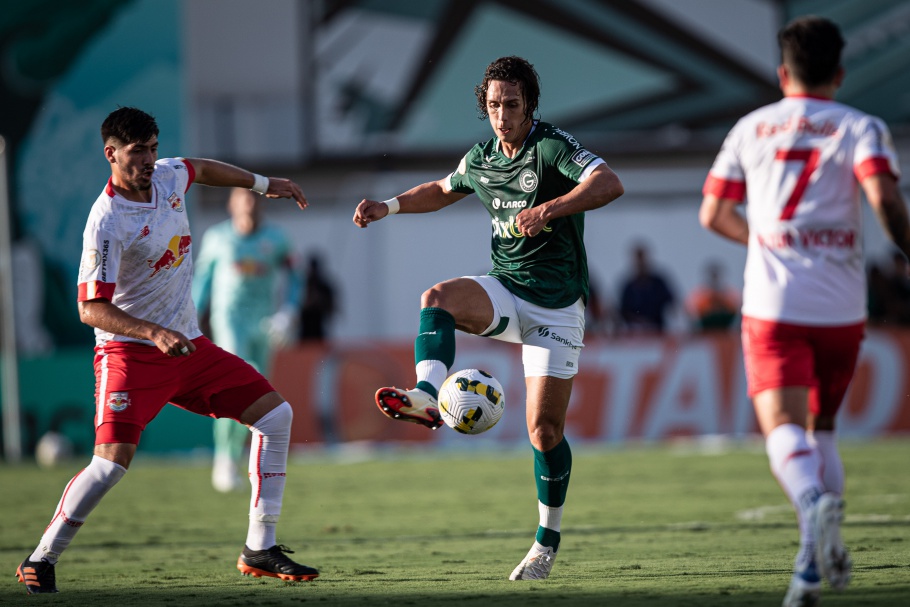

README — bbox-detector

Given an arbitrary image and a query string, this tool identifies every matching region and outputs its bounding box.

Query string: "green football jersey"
[446,120,602,309]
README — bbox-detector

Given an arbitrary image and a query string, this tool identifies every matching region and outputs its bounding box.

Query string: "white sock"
[807,430,844,496]
[246,402,292,550]
[416,359,448,395]
[30,455,126,563]
[539,501,563,532]
[766,424,824,547]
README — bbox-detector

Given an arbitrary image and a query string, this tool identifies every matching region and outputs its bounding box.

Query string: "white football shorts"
[468,275,585,379]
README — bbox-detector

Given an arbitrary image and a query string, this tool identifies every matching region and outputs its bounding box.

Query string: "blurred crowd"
[586,242,740,338]
[867,250,910,328]
[587,244,910,338]
[10,238,910,356]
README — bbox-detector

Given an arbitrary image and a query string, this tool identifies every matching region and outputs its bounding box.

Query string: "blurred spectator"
[686,261,740,332]
[585,274,614,336]
[866,262,888,324]
[298,253,337,342]
[867,250,910,326]
[618,243,676,335]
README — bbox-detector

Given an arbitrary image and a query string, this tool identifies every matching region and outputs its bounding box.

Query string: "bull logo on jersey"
[519,169,538,193]
[147,234,192,277]
[167,192,184,212]
[108,392,131,412]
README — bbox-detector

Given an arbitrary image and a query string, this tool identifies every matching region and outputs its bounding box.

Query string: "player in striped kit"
[700,16,910,607]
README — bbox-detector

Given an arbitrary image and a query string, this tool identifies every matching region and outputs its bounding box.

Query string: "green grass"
[2,438,909,605]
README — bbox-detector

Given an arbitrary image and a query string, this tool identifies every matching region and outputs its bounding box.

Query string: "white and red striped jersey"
[78,158,203,347]
[704,95,900,325]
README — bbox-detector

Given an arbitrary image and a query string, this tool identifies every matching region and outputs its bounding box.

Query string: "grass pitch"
[1,438,908,606]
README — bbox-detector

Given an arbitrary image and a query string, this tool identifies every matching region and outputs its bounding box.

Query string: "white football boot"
[509,542,557,580]
[374,387,443,430]
[782,556,821,607]
[813,493,852,591]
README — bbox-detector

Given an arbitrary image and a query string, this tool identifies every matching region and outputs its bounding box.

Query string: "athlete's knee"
[250,401,293,435]
[420,283,450,309]
[241,391,287,426]
[93,441,136,469]
[529,422,564,452]
[86,454,128,488]
[272,401,293,427]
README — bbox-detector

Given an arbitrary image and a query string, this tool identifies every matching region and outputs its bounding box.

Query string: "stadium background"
[1,0,909,458]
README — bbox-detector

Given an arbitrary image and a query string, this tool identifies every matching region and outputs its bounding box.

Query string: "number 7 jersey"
[704,95,901,325]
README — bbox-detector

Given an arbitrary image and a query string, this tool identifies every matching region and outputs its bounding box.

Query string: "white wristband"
[250,173,269,195]
[383,197,400,215]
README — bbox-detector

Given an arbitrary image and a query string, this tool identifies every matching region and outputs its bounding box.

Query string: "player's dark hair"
[475,56,540,123]
[101,107,159,145]
[778,16,844,88]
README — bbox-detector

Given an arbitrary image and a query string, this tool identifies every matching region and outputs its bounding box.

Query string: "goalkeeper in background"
[194,187,302,492]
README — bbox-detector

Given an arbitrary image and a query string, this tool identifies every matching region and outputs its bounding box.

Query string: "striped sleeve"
[854,116,900,182]
[703,174,746,201]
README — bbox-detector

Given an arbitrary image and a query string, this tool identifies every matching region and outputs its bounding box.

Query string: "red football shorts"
[93,336,274,445]
[741,316,865,416]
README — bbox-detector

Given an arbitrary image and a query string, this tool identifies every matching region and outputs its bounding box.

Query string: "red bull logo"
[167,192,184,212]
[108,391,131,412]
[147,234,192,277]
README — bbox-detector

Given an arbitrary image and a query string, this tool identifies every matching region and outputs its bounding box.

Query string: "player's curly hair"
[101,106,159,145]
[474,56,540,123]
[778,16,844,88]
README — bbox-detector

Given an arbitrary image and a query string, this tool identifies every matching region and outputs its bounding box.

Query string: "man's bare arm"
[185,157,308,210]
[864,172,910,260]
[79,300,195,357]
[353,179,466,228]
[514,164,624,237]
[699,194,749,245]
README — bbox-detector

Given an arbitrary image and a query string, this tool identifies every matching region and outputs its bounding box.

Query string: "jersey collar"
[495,119,539,156]
[785,93,834,101]
[106,176,157,206]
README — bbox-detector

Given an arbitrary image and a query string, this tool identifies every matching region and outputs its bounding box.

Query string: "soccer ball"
[35,431,74,468]
[438,369,505,435]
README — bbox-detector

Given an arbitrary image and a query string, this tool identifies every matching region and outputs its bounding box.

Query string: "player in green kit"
[352,56,624,580]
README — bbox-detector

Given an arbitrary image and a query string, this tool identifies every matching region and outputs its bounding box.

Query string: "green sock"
[536,526,561,551]
[533,437,572,551]
[414,307,455,399]
[533,437,572,507]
